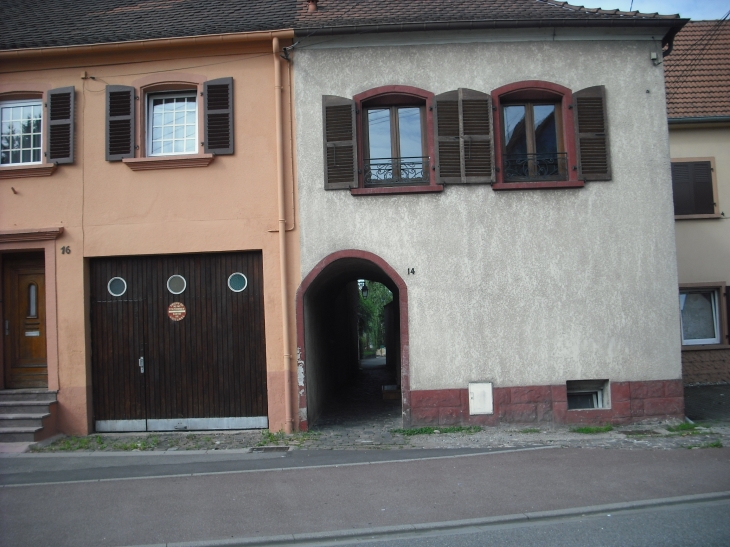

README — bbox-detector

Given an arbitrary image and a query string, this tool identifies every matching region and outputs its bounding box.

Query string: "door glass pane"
[681,291,718,342]
[28,284,37,318]
[533,104,557,155]
[397,107,422,159]
[503,105,527,156]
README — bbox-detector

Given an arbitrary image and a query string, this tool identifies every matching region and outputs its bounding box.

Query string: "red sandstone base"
[410,380,684,427]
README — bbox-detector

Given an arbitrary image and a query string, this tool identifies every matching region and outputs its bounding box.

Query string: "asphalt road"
[1,447,729,547]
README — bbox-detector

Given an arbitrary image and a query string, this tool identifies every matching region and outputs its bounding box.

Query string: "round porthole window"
[167,274,187,295]
[228,272,248,293]
[107,277,127,297]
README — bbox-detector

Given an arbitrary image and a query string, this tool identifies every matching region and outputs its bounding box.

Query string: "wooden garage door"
[90,252,267,431]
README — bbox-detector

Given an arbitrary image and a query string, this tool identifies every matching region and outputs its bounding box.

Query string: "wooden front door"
[3,253,48,389]
[90,252,268,431]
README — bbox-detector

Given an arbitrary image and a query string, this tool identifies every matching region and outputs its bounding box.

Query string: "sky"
[575,1,729,20]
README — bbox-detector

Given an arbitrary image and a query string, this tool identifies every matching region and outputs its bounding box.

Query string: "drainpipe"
[273,36,293,433]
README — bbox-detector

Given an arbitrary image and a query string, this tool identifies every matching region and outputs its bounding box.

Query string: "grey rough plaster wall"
[294,35,682,390]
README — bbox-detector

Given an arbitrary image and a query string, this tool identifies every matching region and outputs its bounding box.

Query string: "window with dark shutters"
[671,160,718,217]
[322,95,358,189]
[573,86,611,182]
[105,86,135,161]
[47,87,75,164]
[204,78,234,155]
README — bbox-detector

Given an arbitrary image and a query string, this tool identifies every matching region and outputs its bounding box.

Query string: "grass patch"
[391,426,482,436]
[40,435,106,452]
[570,425,613,434]
[519,428,541,434]
[667,422,698,432]
[112,436,159,451]
[702,440,723,448]
[256,429,321,447]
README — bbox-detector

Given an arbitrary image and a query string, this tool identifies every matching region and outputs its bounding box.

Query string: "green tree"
[357,281,392,356]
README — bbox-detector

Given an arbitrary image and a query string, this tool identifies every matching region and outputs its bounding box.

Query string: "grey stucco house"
[291,0,688,429]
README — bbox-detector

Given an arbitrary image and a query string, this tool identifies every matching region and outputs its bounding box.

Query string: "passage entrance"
[90,252,267,431]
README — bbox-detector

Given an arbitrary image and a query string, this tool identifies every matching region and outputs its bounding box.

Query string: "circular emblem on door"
[168,302,186,321]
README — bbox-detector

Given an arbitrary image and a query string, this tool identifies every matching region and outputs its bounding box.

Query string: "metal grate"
[364,156,429,186]
[504,152,567,181]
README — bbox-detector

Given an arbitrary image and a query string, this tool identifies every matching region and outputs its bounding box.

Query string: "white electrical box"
[468,382,493,415]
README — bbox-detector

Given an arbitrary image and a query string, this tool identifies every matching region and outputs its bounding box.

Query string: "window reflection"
[28,283,37,318]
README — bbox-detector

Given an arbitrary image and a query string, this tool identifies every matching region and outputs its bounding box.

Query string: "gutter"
[294,18,688,47]
[0,29,295,61]
[272,36,293,433]
[668,116,730,125]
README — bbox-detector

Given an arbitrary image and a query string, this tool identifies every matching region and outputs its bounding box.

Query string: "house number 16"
[61,246,71,254]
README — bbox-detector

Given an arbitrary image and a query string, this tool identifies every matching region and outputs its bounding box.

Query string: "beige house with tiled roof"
[665,20,730,384]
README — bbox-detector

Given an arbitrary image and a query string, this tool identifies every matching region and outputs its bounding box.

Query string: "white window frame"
[1,99,43,166]
[679,289,721,345]
[146,91,197,157]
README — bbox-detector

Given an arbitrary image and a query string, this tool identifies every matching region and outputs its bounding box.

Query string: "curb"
[124,491,730,547]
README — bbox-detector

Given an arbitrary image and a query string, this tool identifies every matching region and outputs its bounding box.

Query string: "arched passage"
[296,250,410,430]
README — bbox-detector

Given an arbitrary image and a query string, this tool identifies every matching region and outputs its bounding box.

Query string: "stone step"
[0,389,57,403]
[0,427,41,443]
[0,401,56,414]
[0,413,49,428]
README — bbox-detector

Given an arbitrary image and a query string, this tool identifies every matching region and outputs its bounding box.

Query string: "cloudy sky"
[575,0,729,20]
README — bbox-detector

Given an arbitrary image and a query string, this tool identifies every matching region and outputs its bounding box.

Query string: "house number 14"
[408,268,415,275]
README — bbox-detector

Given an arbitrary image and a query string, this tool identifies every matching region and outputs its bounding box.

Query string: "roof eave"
[294,17,689,46]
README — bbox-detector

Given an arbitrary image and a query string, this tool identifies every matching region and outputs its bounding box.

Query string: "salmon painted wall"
[0,38,300,434]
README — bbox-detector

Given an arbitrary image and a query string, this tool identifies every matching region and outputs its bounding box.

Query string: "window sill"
[122,154,214,171]
[681,344,730,352]
[675,214,722,220]
[0,163,57,180]
[351,185,443,196]
[492,180,584,191]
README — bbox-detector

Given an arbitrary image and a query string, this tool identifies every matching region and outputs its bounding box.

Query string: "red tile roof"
[664,20,730,119]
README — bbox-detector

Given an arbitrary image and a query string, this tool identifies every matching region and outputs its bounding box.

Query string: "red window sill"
[492,180,585,191]
[0,163,57,180]
[351,185,443,196]
[123,154,214,171]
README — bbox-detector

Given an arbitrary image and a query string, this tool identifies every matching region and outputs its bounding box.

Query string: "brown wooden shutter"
[671,161,715,215]
[106,85,135,161]
[322,95,357,189]
[204,77,234,155]
[434,90,461,184]
[434,89,493,184]
[461,88,493,183]
[47,87,75,164]
[574,86,611,181]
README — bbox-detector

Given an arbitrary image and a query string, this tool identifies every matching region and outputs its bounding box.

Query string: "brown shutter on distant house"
[47,87,75,164]
[322,95,357,189]
[460,88,493,183]
[204,78,234,155]
[106,85,135,161]
[574,86,611,181]
[671,161,715,215]
[434,91,461,184]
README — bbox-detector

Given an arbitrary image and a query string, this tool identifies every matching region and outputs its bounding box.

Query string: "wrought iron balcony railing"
[503,152,568,182]
[364,156,429,186]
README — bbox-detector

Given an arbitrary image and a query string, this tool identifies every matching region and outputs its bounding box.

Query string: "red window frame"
[352,85,441,195]
[492,80,583,190]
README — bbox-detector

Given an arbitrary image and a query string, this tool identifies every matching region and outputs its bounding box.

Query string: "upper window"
[671,159,719,218]
[147,92,197,156]
[363,103,427,187]
[321,82,611,194]
[105,78,234,162]
[502,101,566,182]
[679,284,728,347]
[0,87,75,171]
[1,100,42,165]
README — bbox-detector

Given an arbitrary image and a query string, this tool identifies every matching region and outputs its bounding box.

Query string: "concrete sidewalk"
[1,446,729,547]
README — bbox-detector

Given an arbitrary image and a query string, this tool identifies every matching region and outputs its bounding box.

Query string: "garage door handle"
[138,357,144,374]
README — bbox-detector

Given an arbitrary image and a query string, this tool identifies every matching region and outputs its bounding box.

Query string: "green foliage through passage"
[358,281,393,357]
